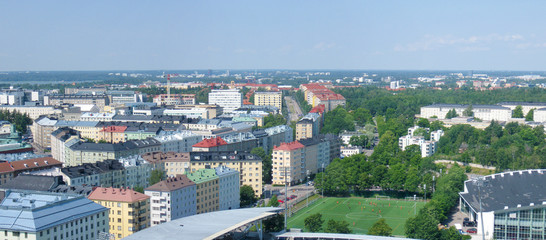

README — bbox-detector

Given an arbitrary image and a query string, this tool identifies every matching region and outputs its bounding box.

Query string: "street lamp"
[306,170,310,208]
[473,177,488,240]
[321,163,325,198]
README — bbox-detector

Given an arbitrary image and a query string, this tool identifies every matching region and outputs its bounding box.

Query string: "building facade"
[254,91,282,109]
[0,190,109,240]
[88,187,150,239]
[186,169,220,214]
[208,89,243,113]
[145,175,197,226]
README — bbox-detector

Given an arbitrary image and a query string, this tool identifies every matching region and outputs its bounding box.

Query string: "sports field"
[287,196,426,236]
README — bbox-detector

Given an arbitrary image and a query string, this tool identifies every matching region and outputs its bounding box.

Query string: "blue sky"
[1,1,546,71]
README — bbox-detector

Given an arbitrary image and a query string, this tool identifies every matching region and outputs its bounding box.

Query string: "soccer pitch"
[287,196,426,236]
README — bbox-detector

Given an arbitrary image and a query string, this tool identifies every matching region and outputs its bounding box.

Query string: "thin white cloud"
[313,42,336,51]
[394,34,524,52]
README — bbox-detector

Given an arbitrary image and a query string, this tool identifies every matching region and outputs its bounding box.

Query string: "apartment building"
[188,151,263,196]
[163,104,222,119]
[64,138,160,166]
[254,91,282,109]
[300,83,345,112]
[0,105,62,120]
[272,134,341,186]
[192,136,229,152]
[0,90,24,105]
[0,157,62,185]
[0,190,109,240]
[118,155,153,189]
[154,130,202,153]
[98,126,128,143]
[60,160,125,187]
[186,169,220,214]
[208,89,243,113]
[145,175,197,226]
[215,166,240,210]
[88,187,150,239]
[153,94,196,105]
[50,127,80,163]
[296,113,321,140]
[420,104,512,121]
[44,94,110,110]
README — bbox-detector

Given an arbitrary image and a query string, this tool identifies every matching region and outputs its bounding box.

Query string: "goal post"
[375,195,390,201]
[405,196,424,201]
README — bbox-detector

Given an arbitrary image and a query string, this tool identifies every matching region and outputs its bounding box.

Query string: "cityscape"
[1,1,546,240]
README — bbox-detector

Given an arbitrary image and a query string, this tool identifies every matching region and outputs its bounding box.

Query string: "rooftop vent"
[517,204,522,208]
[504,206,509,209]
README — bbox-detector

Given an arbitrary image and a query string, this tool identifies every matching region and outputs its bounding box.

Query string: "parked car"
[290,195,297,199]
[463,220,476,227]
[278,200,284,203]
[466,228,477,234]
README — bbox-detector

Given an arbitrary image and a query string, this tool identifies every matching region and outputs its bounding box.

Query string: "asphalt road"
[284,96,303,122]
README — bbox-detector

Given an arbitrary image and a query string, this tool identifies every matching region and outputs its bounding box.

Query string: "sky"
[1,1,546,71]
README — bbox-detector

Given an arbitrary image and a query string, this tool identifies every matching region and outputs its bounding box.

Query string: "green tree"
[445,109,458,119]
[525,108,535,121]
[463,104,474,117]
[352,108,373,126]
[133,186,144,193]
[405,210,441,240]
[368,218,392,236]
[149,169,165,185]
[263,214,284,232]
[268,195,280,207]
[417,118,430,128]
[512,105,524,118]
[325,219,352,234]
[251,147,273,183]
[304,213,324,232]
[240,185,257,207]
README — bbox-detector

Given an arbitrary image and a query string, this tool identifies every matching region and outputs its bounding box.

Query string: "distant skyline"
[2,1,546,71]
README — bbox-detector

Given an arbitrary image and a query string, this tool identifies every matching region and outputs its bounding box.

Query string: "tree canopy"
[240,185,257,207]
[304,213,324,232]
[368,218,392,236]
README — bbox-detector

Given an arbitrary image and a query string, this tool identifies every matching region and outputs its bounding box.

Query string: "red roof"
[0,157,62,173]
[274,141,305,151]
[88,187,150,203]
[314,93,345,101]
[310,104,325,114]
[100,126,127,133]
[193,137,228,148]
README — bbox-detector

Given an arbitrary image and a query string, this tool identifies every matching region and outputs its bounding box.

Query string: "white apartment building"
[0,91,24,105]
[215,166,240,211]
[421,141,437,158]
[163,108,209,119]
[208,89,243,113]
[340,146,362,157]
[398,135,425,151]
[420,104,512,121]
[154,130,203,153]
[535,108,546,122]
[145,175,197,226]
[0,105,62,120]
[431,129,444,142]
[498,102,546,116]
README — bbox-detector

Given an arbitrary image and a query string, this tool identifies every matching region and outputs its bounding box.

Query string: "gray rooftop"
[0,175,63,192]
[124,207,282,240]
[0,190,107,232]
[460,169,546,213]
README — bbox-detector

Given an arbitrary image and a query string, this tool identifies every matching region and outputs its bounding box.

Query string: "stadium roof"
[124,207,282,240]
[276,232,417,240]
[460,169,546,213]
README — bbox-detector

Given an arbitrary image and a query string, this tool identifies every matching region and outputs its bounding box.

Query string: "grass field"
[287,196,426,236]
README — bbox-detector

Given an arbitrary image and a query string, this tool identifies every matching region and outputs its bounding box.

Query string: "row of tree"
[315,131,437,196]
[405,164,469,240]
[0,110,32,134]
[436,121,546,170]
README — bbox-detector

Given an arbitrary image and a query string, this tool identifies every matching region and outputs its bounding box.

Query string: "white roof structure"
[124,207,282,240]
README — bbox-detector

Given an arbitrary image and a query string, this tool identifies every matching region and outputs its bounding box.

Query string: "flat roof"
[124,207,282,240]
[460,169,546,212]
[277,232,417,240]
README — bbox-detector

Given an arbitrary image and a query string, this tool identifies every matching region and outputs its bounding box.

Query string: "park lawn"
[287,196,426,236]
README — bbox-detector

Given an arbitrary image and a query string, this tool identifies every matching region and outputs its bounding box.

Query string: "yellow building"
[97,126,127,143]
[254,91,282,109]
[188,151,263,196]
[272,141,305,186]
[88,187,150,239]
[186,169,219,214]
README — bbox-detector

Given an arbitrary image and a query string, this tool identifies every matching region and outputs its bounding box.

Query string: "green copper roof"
[186,169,219,184]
